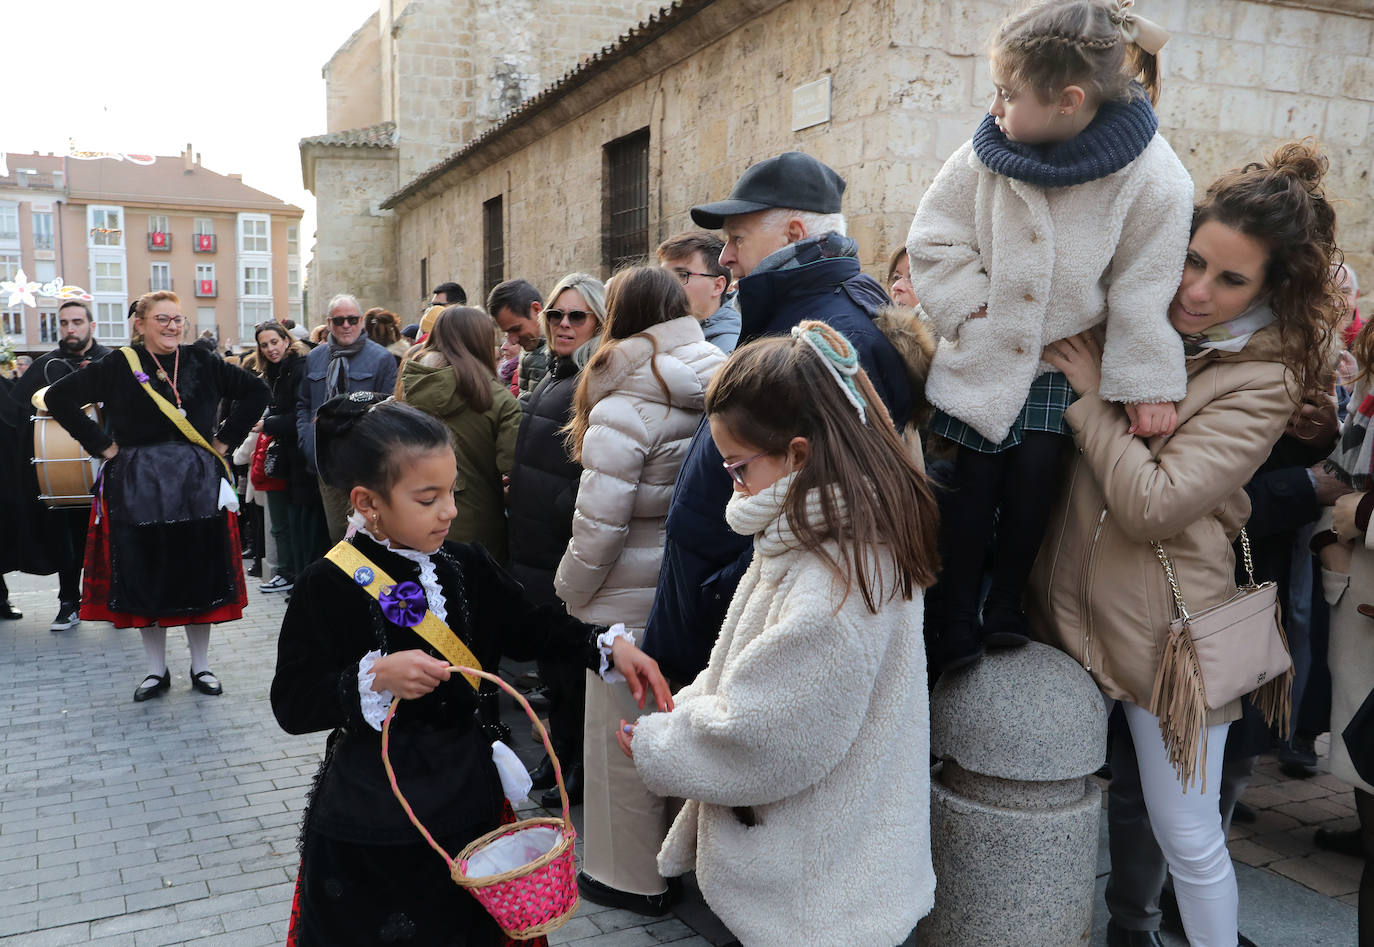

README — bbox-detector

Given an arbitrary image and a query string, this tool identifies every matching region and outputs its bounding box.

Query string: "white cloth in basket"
[464,825,564,878]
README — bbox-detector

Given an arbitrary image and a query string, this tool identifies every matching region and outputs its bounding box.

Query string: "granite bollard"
[916,641,1108,946]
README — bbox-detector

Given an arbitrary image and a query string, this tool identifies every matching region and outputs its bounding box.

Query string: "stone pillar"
[916,642,1107,947]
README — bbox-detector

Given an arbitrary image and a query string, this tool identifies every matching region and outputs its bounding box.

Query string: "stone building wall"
[311,152,400,314]
[388,0,1374,304]
[324,12,384,134]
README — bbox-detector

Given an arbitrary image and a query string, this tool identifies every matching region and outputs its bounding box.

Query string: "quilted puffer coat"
[554,317,725,627]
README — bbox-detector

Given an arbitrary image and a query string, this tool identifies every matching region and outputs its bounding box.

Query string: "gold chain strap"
[1153,527,1256,622]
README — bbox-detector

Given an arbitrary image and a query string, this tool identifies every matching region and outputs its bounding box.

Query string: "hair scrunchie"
[1111,0,1170,55]
[791,321,867,424]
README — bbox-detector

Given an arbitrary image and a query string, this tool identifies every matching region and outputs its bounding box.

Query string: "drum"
[30,386,102,508]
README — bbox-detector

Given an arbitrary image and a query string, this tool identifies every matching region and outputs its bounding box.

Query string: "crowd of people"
[0,1,1372,944]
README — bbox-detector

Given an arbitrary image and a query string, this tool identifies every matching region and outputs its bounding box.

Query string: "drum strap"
[324,540,482,691]
[119,347,232,480]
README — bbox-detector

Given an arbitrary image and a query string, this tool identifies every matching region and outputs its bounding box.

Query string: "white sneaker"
[259,575,294,593]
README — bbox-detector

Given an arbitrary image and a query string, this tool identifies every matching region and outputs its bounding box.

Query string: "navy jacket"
[296,339,399,474]
[641,255,913,683]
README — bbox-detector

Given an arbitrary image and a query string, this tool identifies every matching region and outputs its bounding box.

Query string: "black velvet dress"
[44,344,268,625]
[272,533,603,947]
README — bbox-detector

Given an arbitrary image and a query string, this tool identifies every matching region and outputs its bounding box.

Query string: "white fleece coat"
[631,477,934,947]
[906,135,1193,443]
[554,317,725,627]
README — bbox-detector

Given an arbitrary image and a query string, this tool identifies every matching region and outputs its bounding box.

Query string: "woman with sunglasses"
[45,291,269,701]
[506,272,606,805]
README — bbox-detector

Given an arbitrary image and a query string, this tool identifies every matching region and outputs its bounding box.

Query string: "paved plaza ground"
[0,569,1360,945]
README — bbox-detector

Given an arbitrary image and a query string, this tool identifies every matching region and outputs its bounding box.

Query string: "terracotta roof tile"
[299,121,398,150]
[63,154,301,214]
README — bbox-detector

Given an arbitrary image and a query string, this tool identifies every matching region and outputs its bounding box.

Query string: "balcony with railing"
[149,277,174,292]
[192,233,216,253]
[194,279,217,298]
[147,231,172,251]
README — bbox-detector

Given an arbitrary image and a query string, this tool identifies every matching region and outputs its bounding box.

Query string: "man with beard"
[9,300,111,630]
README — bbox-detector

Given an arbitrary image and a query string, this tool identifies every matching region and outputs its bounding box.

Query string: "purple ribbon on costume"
[134,370,149,384]
[379,581,427,627]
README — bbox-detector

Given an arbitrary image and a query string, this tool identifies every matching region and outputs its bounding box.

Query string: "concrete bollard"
[916,641,1107,947]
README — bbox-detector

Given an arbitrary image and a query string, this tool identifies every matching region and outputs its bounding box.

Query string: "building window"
[0,253,18,280]
[39,310,59,343]
[94,260,124,294]
[95,301,126,343]
[483,196,504,300]
[419,257,428,304]
[287,225,298,256]
[194,218,213,235]
[242,265,269,296]
[150,262,172,291]
[196,263,217,297]
[197,306,217,337]
[148,214,170,235]
[287,265,300,304]
[0,203,17,240]
[88,206,123,247]
[238,300,272,341]
[603,129,651,273]
[32,211,54,250]
[239,216,269,253]
[2,310,22,336]
[34,260,56,286]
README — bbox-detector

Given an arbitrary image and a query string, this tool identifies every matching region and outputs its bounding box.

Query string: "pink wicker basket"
[381,666,579,941]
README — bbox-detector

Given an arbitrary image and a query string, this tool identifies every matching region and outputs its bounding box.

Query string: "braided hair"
[993,0,1161,106]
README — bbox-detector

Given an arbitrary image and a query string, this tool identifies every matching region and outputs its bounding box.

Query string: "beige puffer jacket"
[555,317,726,627]
[1029,325,1297,726]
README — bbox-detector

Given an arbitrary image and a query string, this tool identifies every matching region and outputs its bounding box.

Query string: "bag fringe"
[1149,630,1209,791]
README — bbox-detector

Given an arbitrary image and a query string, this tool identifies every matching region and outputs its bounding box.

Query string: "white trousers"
[1122,701,1238,947]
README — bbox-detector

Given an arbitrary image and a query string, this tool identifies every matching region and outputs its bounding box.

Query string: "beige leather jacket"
[1029,325,1296,723]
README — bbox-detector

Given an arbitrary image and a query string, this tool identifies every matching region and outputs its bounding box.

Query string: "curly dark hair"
[1193,139,1343,399]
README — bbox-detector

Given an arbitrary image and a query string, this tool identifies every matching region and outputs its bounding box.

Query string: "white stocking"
[186,623,212,678]
[140,626,168,679]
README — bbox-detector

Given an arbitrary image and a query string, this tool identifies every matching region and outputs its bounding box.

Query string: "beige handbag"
[1148,529,1293,787]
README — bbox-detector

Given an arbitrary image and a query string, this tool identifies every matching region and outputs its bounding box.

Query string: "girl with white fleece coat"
[905,0,1192,674]
[622,322,942,946]
[557,266,725,910]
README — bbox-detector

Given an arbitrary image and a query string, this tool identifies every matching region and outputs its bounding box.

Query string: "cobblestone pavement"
[0,568,1361,945]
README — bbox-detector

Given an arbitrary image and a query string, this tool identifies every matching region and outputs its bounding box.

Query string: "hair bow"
[791,321,867,423]
[379,581,428,627]
[1112,0,1169,55]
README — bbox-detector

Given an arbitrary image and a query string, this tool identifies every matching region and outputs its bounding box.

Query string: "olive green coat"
[401,360,522,563]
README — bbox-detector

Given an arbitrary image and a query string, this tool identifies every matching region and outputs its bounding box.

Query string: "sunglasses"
[546,309,592,326]
[722,451,769,487]
[329,315,361,327]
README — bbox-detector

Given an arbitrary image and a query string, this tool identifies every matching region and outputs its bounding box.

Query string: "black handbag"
[263,436,288,478]
[1342,685,1374,786]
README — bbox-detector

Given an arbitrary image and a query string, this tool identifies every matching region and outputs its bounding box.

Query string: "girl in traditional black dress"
[45,290,269,700]
[271,393,670,947]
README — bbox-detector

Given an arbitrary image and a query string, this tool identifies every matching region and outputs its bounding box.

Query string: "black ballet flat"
[190,669,223,696]
[134,672,171,702]
[0,600,21,620]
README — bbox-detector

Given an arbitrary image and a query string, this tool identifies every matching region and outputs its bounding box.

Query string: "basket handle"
[380,666,575,866]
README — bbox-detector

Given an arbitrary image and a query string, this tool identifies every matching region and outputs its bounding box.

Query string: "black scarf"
[326,336,367,399]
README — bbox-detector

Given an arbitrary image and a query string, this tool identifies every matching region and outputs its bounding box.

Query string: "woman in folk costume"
[44,290,269,700]
[906,0,1192,675]
[1032,142,1341,946]
[272,393,670,947]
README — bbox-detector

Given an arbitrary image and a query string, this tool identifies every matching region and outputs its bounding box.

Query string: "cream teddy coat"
[905,135,1193,443]
[632,476,935,947]
[554,316,724,627]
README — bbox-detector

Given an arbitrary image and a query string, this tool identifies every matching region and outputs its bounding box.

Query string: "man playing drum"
[10,300,111,631]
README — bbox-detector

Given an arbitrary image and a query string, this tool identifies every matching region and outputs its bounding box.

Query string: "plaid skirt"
[928,370,1076,453]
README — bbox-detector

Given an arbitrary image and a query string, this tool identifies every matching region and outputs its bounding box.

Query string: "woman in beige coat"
[1032,142,1340,947]
[556,266,725,912]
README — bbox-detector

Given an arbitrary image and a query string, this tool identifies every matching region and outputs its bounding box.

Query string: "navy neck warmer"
[972,90,1158,188]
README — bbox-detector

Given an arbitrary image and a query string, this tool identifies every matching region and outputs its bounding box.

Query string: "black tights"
[1358,787,1373,944]
[929,432,1070,632]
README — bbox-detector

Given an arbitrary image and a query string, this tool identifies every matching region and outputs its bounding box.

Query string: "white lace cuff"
[596,623,633,683]
[358,650,394,731]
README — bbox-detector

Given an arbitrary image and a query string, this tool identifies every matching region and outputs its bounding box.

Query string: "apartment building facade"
[1,149,303,353]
